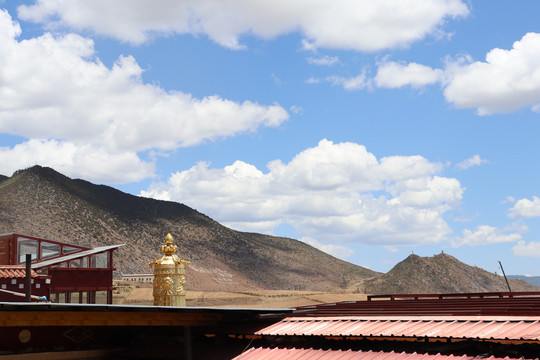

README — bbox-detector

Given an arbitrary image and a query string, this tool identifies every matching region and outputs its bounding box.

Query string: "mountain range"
[0,166,537,294]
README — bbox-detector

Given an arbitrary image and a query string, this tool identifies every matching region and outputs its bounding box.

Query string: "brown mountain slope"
[0,166,379,291]
[362,253,538,294]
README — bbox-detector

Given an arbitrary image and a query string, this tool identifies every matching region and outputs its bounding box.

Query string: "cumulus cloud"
[451,225,522,247]
[307,55,339,66]
[375,62,443,88]
[455,154,488,170]
[512,240,540,257]
[325,73,371,90]
[326,61,441,92]
[370,33,540,115]
[301,237,354,260]
[290,105,303,114]
[508,196,540,219]
[141,139,463,246]
[0,139,154,183]
[0,10,287,182]
[444,33,540,115]
[18,0,469,51]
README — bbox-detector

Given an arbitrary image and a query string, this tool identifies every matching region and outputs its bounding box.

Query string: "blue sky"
[2,1,540,277]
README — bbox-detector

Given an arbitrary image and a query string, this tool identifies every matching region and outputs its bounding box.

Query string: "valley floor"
[114,281,368,308]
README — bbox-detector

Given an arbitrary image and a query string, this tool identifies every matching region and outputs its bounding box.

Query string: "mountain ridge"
[508,275,540,287]
[0,166,378,291]
[0,166,537,294]
[362,252,537,294]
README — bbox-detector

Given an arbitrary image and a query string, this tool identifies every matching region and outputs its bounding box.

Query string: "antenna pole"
[498,261,512,292]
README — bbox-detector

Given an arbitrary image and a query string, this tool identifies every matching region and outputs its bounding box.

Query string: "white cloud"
[305,77,321,85]
[0,10,287,183]
[502,196,515,204]
[18,0,469,51]
[301,237,354,260]
[512,240,540,258]
[307,55,339,66]
[375,62,443,88]
[0,139,154,183]
[451,225,522,247]
[509,196,540,219]
[371,33,540,115]
[290,105,303,114]
[443,33,540,115]
[326,73,371,90]
[141,139,463,246]
[455,154,488,170]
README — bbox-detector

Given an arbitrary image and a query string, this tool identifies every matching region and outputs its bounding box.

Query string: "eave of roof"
[233,347,536,360]
[0,302,294,327]
[0,267,37,278]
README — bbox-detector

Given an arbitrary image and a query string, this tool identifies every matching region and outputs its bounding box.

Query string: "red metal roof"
[294,294,540,317]
[256,316,540,342]
[233,347,536,360]
[0,266,37,278]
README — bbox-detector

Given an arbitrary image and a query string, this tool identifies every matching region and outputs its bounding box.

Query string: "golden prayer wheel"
[149,233,190,306]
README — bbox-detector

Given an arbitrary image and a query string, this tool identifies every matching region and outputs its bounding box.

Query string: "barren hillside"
[0,166,379,291]
[362,253,538,294]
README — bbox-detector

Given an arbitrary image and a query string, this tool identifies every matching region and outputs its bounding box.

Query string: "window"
[69,257,91,268]
[17,238,38,263]
[95,291,108,304]
[57,292,66,303]
[41,242,61,259]
[91,252,109,268]
[69,258,82,268]
[62,245,81,255]
[70,292,80,304]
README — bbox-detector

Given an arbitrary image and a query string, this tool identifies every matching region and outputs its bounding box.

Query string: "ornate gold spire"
[150,233,190,306]
[161,233,177,256]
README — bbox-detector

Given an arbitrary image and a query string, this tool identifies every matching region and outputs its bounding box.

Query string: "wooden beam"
[0,311,222,327]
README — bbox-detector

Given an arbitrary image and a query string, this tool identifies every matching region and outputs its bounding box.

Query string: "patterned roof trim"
[0,266,37,279]
[233,347,537,360]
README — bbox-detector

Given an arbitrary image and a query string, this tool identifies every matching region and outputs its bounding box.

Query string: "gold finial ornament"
[150,233,190,306]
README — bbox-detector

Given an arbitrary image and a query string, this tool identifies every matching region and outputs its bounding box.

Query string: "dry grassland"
[114,281,368,308]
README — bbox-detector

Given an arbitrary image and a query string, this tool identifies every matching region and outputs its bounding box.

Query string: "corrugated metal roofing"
[0,266,37,278]
[293,295,540,317]
[256,316,540,342]
[233,347,536,360]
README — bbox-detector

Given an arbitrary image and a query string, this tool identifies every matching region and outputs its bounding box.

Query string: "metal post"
[184,326,192,360]
[498,261,512,292]
[107,289,113,304]
[25,254,32,302]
